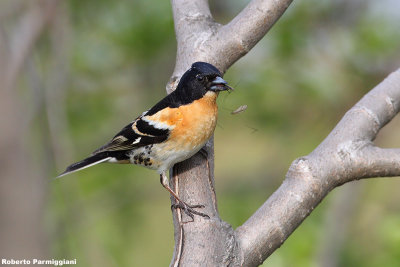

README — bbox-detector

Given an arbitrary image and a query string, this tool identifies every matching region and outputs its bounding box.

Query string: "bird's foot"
[171,201,210,221]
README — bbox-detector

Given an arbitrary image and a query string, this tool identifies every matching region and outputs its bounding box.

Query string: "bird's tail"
[56,152,111,178]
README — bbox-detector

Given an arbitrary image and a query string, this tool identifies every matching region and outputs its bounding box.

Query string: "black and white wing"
[92,114,170,155]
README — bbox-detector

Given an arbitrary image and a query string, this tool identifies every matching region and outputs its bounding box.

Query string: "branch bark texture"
[168,0,293,266]
[167,0,400,266]
[168,0,293,92]
[236,69,400,266]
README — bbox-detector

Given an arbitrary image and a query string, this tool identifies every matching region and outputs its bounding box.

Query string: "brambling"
[58,62,232,219]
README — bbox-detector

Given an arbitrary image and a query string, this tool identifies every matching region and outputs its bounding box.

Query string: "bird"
[57,62,232,219]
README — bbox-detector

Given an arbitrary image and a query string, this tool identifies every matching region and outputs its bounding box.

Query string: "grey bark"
[167,0,400,266]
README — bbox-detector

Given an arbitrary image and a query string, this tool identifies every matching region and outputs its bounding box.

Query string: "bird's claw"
[171,201,210,221]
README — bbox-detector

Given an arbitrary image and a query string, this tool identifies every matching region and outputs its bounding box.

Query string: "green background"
[9,0,400,266]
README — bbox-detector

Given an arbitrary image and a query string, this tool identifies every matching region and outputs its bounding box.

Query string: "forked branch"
[236,69,400,266]
[168,1,295,266]
[168,0,400,266]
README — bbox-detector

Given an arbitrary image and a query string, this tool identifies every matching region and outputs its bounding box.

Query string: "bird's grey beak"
[210,76,233,91]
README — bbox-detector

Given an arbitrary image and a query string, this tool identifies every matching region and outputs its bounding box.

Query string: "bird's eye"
[196,75,204,82]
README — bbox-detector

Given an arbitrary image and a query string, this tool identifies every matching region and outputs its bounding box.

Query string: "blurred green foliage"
[24,0,400,266]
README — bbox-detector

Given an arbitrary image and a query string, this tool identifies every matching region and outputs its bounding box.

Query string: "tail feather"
[56,153,111,178]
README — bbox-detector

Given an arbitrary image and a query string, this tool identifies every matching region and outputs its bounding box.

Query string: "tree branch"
[169,0,400,266]
[168,1,295,266]
[169,0,215,92]
[168,0,297,266]
[214,0,293,72]
[236,69,400,266]
[359,147,400,178]
[168,0,293,92]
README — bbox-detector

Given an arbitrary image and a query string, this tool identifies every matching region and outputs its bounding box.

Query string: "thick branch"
[168,0,295,266]
[214,0,293,72]
[169,0,294,91]
[169,1,400,266]
[358,147,400,178]
[169,0,216,92]
[236,69,400,266]
[171,0,212,40]
[224,0,293,44]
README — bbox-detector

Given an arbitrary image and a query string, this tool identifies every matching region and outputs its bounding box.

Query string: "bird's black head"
[176,62,232,101]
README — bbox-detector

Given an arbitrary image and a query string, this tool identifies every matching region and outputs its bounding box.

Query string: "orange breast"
[146,91,219,149]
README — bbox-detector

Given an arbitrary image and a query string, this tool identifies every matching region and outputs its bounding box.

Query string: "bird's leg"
[160,172,209,220]
[198,147,208,159]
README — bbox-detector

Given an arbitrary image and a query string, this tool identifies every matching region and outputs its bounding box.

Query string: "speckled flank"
[59,62,228,188]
